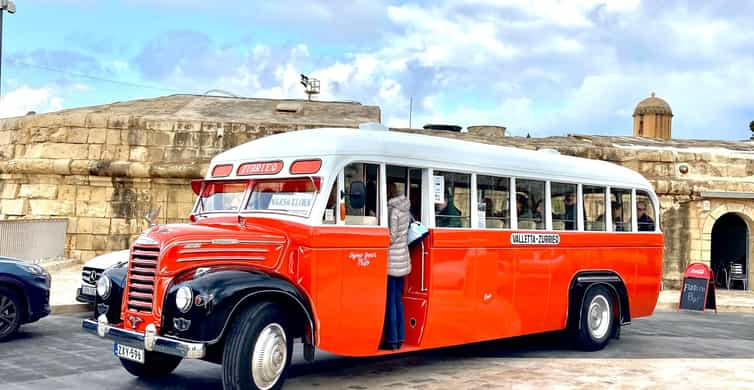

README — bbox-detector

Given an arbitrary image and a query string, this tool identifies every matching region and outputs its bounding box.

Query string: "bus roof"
[212,127,653,190]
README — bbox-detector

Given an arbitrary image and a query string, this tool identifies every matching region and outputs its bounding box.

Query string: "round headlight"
[96,275,111,300]
[176,286,193,313]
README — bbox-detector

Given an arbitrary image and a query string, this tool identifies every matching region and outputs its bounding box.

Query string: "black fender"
[161,267,315,348]
[567,271,631,335]
[93,264,128,324]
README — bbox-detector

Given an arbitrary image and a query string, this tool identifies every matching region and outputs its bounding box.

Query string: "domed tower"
[633,92,673,139]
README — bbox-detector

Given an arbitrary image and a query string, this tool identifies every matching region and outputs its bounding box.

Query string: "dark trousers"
[383,276,405,345]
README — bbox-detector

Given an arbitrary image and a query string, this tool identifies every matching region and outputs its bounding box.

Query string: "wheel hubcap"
[588,295,611,340]
[0,295,17,336]
[251,323,287,390]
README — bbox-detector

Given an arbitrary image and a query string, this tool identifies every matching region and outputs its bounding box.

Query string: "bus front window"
[196,181,248,213]
[246,177,320,217]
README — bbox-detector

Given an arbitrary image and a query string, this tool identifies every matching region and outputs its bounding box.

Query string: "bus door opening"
[387,165,428,347]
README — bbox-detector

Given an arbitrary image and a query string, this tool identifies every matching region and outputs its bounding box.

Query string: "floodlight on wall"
[0,0,15,14]
[300,74,320,101]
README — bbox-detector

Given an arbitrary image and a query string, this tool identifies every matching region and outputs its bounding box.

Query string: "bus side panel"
[306,227,390,356]
[631,243,663,318]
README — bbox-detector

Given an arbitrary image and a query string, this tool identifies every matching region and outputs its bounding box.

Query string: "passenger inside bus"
[637,201,655,231]
[435,187,462,227]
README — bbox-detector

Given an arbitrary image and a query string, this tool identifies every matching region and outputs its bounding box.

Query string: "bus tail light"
[290,159,322,174]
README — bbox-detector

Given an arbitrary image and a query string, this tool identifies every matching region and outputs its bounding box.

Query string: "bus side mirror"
[191,179,203,195]
[349,181,366,209]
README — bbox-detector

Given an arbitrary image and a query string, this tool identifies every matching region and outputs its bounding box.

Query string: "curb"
[656,302,754,314]
[51,303,91,315]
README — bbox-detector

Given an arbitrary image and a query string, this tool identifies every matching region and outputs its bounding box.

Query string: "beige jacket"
[388,195,411,277]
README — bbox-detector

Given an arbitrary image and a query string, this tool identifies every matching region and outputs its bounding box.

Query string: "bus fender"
[161,267,315,356]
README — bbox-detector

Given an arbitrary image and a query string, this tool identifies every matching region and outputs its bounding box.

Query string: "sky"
[1,0,753,140]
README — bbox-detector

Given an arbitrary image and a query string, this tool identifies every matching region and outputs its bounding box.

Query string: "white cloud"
[0,86,64,118]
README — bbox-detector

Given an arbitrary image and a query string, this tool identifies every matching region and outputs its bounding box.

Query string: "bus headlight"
[96,275,111,300]
[176,286,193,313]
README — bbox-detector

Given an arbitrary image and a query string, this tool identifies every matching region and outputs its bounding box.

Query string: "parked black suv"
[0,257,51,341]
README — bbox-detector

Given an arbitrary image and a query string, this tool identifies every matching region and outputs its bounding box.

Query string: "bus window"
[610,188,632,232]
[434,171,470,228]
[551,182,577,231]
[583,185,606,231]
[322,178,338,224]
[516,179,545,230]
[477,175,510,229]
[344,162,380,226]
[636,190,656,231]
[387,165,423,221]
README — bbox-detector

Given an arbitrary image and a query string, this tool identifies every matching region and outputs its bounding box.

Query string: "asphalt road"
[1,310,753,389]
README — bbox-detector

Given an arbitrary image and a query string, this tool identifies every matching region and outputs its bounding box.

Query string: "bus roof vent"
[359,122,389,131]
[423,124,462,132]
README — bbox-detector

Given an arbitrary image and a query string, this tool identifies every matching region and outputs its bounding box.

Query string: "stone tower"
[633,92,673,139]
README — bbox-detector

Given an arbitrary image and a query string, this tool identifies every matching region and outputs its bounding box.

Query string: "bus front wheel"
[574,285,616,351]
[222,302,292,390]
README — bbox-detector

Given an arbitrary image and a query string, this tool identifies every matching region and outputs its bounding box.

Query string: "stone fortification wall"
[0,95,380,261]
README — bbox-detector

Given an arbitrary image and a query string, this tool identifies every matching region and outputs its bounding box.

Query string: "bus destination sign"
[510,233,560,245]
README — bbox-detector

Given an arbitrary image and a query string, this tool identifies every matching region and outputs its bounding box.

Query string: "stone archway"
[710,214,749,289]
[697,204,754,290]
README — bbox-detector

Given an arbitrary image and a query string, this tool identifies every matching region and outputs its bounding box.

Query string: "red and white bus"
[84,124,663,390]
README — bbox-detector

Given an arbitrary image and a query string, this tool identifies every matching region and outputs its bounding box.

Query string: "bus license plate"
[114,343,145,363]
[82,286,96,297]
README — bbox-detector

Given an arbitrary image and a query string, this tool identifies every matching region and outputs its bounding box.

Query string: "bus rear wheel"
[222,302,292,390]
[574,285,616,351]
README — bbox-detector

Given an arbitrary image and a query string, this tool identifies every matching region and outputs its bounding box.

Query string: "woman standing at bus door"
[382,182,411,350]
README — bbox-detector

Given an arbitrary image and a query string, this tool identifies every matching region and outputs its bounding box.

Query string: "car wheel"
[222,302,292,390]
[119,350,182,378]
[0,287,22,342]
[574,285,616,351]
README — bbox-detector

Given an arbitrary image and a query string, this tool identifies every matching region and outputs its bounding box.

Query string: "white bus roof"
[212,127,653,190]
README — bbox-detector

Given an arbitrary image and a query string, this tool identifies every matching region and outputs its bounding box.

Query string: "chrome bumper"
[82,315,206,359]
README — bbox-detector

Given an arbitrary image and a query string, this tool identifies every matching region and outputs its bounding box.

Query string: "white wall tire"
[223,302,292,390]
[574,285,616,351]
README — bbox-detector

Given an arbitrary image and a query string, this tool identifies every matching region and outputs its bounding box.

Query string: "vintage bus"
[84,124,663,390]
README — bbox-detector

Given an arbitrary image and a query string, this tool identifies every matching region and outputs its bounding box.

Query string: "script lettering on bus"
[348,252,376,267]
[510,233,561,245]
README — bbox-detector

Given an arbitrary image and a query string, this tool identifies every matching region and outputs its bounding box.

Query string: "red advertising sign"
[679,263,716,312]
[237,161,283,176]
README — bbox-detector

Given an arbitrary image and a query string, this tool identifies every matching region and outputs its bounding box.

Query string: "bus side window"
[477,175,510,229]
[551,182,577,231]
[636,190,656,232]
[583,185,606,231]
[516,179,545,230]
[344,162,380,226]
[610,188,632,232]
[322,178,338,224]
[434,171,471,228]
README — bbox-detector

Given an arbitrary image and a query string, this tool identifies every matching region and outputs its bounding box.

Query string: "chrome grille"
[81,267,102,285]
[126,246,159,312]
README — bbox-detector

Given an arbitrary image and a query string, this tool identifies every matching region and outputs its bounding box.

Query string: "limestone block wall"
[0,95,380,261]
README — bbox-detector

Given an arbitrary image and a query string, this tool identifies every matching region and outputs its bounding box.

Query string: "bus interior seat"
[518,220,537,230]
[486,219,504,229]
[552,221,565,230]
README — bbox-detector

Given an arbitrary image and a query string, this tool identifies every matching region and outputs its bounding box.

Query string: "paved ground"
[2,310,754,389]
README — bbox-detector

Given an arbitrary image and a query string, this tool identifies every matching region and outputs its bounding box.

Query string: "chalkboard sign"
[680,277,708,311]
[678,263,716,312]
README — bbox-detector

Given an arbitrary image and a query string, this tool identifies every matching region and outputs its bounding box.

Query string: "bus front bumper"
[82,315,206,359]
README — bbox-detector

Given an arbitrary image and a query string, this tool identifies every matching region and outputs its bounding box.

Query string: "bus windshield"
[245,177,320,217]
[196,181,248,213]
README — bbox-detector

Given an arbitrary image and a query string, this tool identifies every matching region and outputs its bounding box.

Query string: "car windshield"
[195,181,248,213]
[245,177,320,217]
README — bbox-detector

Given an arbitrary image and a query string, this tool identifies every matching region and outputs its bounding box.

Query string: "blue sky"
[1,0,753,140]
